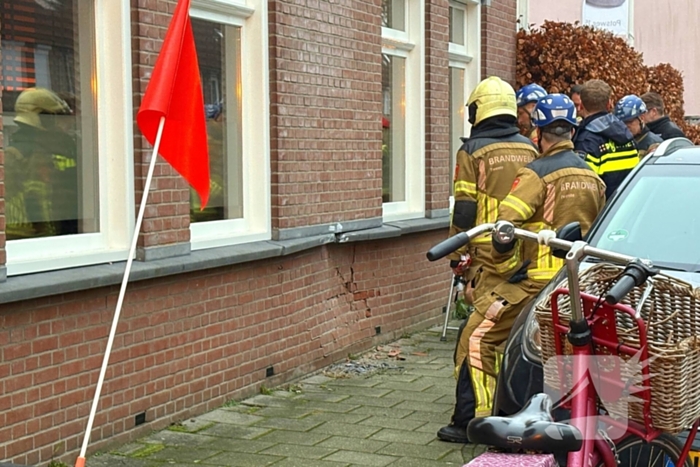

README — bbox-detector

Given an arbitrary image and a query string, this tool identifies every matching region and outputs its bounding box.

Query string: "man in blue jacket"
[573,79,639,199]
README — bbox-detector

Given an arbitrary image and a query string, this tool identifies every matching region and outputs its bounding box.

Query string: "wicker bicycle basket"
[534,263,700,433]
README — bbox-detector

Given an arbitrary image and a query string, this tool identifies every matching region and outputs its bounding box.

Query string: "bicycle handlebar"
[427,221,635,266]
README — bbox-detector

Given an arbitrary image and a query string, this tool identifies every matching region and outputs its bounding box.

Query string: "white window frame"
[6,0,135,276]
[448,0,481,210]
[381,0,426,222]
[189,0,271,250]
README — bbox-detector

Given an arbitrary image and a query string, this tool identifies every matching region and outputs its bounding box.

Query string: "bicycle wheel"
[595,433,692,467]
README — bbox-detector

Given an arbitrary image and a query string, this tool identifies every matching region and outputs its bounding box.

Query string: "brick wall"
[268,0,383,235]
[425,0,451,215]
[481,0,518,84]
[132,0,192,257]
[0,231,447,465]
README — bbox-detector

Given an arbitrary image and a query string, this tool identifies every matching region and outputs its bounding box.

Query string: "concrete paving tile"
[304,411,372,424]
[324,377,383,388]
[260,443,338,459]
[377,441,455,460]
[375,380,435,392]
[348,405,414,419]
[256,429,332,446]
[253,406,318,418]
[308,421,383,439]
[255,417,326,432]
[387,457,464,466]
[368,428,437,445]
[310,385,393,398]
[323,450,399,466]
[433,394,456,405]
[199,423,272,439]
[297,392,352,403]
[300,375,335,385]
[243,395,302,408]
[84,453,158,467]
[358,416,426,431]
[299,401,362,413]
[207,438,276,453]
[149,446,220,463]
[143,430,216,447]
[440,448,468,464]
[202,451,284,466]
[379,389,444,403]
[405,411,453,423]
[461,443,489,461]
[198,409,265,425]
[269,459,350,467]
[341,395,403,408]
[392,400,454,414]
[415,421,444,434]
[316,436,389,453]
[372,374,422,383]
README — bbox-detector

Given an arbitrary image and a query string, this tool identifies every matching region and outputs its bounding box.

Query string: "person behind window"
[640,91,687,140]
[6,87,78,239]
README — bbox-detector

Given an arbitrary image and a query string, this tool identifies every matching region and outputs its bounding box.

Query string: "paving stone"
[380,389,444,403]
[255,417,326,432]
[243,395,301,408]
[461,443,489,461]
[392,400,454,414]
[310,386,393,398]
[253,406,318,418]
[440,448,468,464]
[368,428,437,445]
[325,377,383,388]
[341,395,403,408]
[299,401,362,414]
[405,411,452,424]
[260,443,338,459]
[82,454,161,467]
[268,459,350,467]
[415,421,444,434]
[376,441,454,460]
[375,380,435,392]
[298,392,352,403]
[198,409,265,425]
[304,411,372,425]
[387,458,464,466]
[149,446,220,463]
[358,416,426,431]
[315,436,389,453]
[256,429,332,446]
[208,438,276,453]
[372,374,423,383]
[308,421,382,439]
[300,375,335,385]
[348,406,414,419]
[202,451,284,466]
[323,450,399,466]
[143,430,217,447]
[199,423,272,439]
[433,394,456,405]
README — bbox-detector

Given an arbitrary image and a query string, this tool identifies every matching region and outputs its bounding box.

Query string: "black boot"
[437,423,469,443]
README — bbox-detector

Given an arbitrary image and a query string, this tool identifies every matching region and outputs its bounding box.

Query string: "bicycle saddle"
[467,393,583,453]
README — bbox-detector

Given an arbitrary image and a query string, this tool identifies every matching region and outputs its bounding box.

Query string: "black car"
[492,138,700,454]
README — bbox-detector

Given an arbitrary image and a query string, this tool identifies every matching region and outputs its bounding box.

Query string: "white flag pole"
[75,115,166,467]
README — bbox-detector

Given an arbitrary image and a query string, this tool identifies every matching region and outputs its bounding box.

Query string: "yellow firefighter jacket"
[492,140,607,285]
[449,129,538,267]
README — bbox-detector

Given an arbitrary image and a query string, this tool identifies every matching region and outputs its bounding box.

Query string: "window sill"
[0,217,449,304]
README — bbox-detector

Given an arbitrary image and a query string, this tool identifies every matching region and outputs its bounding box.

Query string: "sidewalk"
[87,324,485,467]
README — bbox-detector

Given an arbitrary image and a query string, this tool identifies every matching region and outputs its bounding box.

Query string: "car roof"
[647,138,700,165]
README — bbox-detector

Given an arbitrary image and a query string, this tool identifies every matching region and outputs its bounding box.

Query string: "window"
[189,0,271,250]
[448,0,480,198]
[381,0,425,221]
[2,0,133,276]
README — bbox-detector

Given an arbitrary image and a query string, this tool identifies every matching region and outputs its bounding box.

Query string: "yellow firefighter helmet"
[466,77,517,126]
[14,87,71,130]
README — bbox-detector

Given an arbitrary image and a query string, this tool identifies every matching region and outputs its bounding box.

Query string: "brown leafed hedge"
[516,21,700,143]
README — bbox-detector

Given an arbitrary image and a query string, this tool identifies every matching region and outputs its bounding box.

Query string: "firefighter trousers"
[451,273,533,428]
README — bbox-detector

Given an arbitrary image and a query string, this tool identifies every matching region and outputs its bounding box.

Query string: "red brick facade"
[481,0,518,84]
[0,0,519,463]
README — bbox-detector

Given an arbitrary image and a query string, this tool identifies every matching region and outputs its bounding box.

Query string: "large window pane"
[449,6,466,45]
[381,54,406,203]
[381,0,405,31]
[449,67,465,197]
[2,0,98,240]
[191,19,243,223]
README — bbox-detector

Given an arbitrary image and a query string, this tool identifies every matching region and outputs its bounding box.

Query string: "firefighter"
[573,79,639,199]
[515,83,547,145]
[438,77,538,444]
[6,87,77,239]
[614,95,663,158]
[440,94,606,445]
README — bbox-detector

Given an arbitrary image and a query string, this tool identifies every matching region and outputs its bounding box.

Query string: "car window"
[589,165,700,271]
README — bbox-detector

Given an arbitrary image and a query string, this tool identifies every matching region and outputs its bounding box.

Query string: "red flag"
[137,0,210,208]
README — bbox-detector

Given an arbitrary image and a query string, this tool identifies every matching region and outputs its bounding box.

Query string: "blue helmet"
[531,94,578,128]
[516,83,547,107]
[614,95,647,122]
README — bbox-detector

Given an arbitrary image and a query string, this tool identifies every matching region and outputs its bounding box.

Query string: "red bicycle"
[427,221,700,467]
